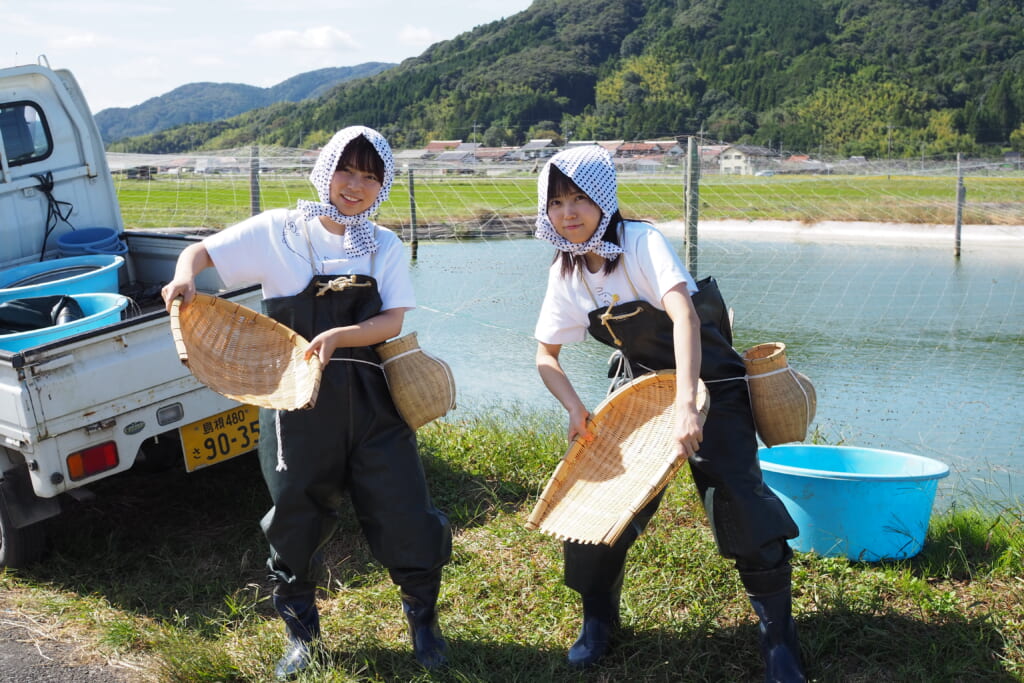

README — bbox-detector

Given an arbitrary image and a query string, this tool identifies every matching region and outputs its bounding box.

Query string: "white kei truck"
[0,59,261,568]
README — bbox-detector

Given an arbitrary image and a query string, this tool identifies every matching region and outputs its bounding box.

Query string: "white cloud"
[254,26,360,53]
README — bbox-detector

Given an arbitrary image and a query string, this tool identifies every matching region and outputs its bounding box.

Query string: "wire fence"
[109,148,1024,509]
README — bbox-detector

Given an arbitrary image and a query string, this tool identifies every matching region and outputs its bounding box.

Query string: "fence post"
[407,167,418,261]
[249,145,261,216]
[954,153,964,260]
[684,136,700,276]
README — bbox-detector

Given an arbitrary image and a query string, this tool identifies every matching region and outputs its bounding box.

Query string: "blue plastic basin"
[0,292,129,352]
[57,227,127,256]
[0,255,124,304]
[758,445,950,561]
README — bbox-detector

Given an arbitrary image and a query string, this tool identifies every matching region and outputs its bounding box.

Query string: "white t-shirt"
[204,208,416,311]
[534,221,697,345]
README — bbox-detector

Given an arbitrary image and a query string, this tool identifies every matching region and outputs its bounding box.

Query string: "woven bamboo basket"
[525,370,709,546]
[170,293,322,410]
[375,332,456,430]
[742,342,816,447]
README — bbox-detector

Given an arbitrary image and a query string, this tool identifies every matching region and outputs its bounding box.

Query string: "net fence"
[109,147,1024,509]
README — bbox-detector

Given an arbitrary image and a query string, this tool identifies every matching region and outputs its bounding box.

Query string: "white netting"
[109,148,1024,508]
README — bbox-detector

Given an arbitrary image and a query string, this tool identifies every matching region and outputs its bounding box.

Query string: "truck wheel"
[0,491,46,568]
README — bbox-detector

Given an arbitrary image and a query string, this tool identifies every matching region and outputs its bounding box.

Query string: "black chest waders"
[571,274,806,679]
[565,275,798,595]
[258,272,451,593]
[257,245,453,674]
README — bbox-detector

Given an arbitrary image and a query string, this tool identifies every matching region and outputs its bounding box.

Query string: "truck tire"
[0,489,46,568]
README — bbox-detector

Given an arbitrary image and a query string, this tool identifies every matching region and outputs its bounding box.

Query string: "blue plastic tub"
[57,227,127,256]
[0,255,125,304]
[758,445,950,561]
[0,292,129,352]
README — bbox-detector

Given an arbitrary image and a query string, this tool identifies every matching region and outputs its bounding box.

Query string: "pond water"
[404,223,1023,510]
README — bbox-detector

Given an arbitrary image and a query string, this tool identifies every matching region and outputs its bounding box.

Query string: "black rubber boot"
[742,567,806,683]
[401,585,448,669]
[567,591,621,669]
[272,591,321,681]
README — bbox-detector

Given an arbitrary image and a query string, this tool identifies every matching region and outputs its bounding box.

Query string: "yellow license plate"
[180,405,260,472]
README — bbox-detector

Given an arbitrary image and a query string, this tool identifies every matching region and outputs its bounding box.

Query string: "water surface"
[405,227,1023,509]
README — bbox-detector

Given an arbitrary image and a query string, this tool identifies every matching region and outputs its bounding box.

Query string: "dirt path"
[0,601,142,682]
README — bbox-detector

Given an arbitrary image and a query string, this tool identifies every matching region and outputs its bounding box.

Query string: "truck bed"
[0,229,261,500]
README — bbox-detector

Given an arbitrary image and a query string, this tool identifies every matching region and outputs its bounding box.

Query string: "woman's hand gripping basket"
[170,293,322,410]
[525,370,709,546]
[374,332,456,430]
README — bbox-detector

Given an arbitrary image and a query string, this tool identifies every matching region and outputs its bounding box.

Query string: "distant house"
[434,150,476,164]
[699,144,729,171]
[565,140,624,156]
[426,140,461,153]
[512,139,556,160]
[646,139,683,155]
[597,140,624,156]
[781,154,831,175]
[473,146,516,162]
[718,145,780,175]
[617,142,660,157]
[394,148,431,164]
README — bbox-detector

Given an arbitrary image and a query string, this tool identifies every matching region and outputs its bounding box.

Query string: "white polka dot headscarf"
[535,145,623,260]
[297,125,395,257]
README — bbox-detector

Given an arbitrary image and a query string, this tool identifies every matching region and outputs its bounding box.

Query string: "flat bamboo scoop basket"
[526,370,709,546]
[170,293,322,410]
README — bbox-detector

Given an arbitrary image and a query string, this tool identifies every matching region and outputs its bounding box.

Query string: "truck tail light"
[67,442,119,480]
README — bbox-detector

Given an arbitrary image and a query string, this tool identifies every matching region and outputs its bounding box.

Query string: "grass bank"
[1,407,1021,681]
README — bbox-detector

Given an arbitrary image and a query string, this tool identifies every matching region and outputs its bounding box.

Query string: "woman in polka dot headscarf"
[532,146,805,680]
[162,126,452,679]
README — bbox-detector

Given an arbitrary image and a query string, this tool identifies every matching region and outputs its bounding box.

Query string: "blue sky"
[2,0,533,112]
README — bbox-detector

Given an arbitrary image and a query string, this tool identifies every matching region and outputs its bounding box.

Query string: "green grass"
[113,173,1024,231]
[1,405,1021,681]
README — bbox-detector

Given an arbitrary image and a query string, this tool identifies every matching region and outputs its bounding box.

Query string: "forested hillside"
[109,0,1024,158]
[95,63,393,144]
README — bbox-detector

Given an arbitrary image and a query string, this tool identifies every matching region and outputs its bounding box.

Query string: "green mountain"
[95,63,393,144]
[108,0,1024,158]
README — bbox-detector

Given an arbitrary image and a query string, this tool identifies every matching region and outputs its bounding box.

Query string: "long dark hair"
[337,135,385,184]
[547,166,625,278]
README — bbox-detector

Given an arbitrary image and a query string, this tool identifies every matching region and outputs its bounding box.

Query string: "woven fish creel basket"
[170,293,322,410]
[374,332,456,430]
[742,342,816,447]
[525,370,709,546]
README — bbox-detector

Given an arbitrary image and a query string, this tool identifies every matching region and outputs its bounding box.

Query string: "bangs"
[338,135,385,183]
[547,166,586,201]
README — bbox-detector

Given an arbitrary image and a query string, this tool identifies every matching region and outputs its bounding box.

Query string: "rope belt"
[315,275,372,296]
[599,295,644,347]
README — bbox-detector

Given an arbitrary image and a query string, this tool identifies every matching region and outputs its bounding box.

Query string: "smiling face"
[329,165,382,216]
[328,135,385,217]
[546,173,603,245]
